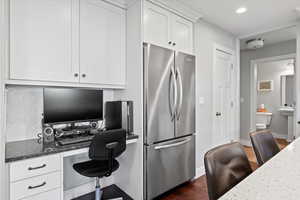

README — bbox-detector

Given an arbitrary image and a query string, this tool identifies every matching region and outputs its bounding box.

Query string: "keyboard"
[57,135,95,146]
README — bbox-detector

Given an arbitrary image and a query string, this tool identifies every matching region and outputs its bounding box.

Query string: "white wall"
[240,39,297,141]
[194,20,237,175]
[256,59,294,137]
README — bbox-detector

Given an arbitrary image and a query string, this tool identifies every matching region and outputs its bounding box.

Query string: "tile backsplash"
[5,86,113,142]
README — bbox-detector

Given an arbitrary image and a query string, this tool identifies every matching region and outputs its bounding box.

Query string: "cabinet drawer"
[10,172,61,200]
[10,154,61,182]
[21,188,60,200]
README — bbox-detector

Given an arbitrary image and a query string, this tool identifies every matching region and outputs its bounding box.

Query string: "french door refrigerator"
[143,43,195,200]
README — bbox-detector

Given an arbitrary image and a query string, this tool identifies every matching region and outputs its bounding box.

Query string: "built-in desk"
[5,134,139,200]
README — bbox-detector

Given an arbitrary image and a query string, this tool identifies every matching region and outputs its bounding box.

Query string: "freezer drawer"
[145,135,195,199]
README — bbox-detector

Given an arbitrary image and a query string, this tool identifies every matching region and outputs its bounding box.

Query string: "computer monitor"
[43,88,103,124]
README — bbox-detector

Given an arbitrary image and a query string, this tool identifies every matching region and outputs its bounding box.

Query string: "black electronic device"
[43,88,103,125]
[105,101,133,134]
[42,126,55,143]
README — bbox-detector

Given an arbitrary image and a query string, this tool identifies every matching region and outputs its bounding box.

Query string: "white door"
[79,0,126,86]
[10,0,79,83]
[143,1,171,48]
[213,49,235,146]
[170,14,193,54]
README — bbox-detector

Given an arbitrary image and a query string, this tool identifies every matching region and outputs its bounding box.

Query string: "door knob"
[216,112,221,116]
[172,42,176,46]
[82,74,86,78]
[168,41,172,45]
[74,73,79,77]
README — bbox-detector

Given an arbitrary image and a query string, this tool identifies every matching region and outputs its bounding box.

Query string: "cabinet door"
[10,0,79,83]
[144,1,171,47]
[171,14,193,54]
[80,0,126,86]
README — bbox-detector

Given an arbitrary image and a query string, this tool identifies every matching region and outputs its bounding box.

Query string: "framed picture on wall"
[258,80,273,92]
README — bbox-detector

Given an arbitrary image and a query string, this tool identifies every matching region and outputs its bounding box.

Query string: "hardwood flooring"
[158,138,289,200]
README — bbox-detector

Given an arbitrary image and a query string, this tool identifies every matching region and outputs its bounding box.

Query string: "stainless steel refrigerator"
[143,43,196,200]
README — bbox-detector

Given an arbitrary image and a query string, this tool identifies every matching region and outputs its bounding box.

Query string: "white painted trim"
[250,54,297,134]
[272,132,288,140]
[295,22,300,139]
[236,39,241,141]
[195,165,205,179]
[238,24,297,39]
[239,139,252,147]
[0,0,8,198]
[146,0,202,22]
[4,80,126,90]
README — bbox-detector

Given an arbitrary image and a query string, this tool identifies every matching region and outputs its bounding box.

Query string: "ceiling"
[177,0,300,37]
[240,26,297,50]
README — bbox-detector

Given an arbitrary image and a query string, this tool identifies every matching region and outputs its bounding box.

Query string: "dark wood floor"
[157,176,209,200]
[158,139,289,200]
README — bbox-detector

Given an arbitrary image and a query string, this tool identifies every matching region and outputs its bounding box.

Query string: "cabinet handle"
[172,42,176,46]
[168,41,172,45]
[74,73,79,77]
[28,164,46,171]
[28,182,46,190]
[82,74,86,78]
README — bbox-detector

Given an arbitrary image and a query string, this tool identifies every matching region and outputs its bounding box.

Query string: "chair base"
[71,184,133,200]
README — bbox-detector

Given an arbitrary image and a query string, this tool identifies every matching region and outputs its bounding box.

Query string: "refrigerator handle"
[169,67,178,121]
[176,67,183,120]
[154,138,191,150]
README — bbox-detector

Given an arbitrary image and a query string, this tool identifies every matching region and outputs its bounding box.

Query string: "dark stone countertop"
[5,134,139,163]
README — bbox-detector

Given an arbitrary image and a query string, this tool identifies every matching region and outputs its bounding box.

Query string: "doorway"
[250,55,296,142]
[212,45,237,147]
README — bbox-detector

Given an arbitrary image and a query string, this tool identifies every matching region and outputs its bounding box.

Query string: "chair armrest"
[106,142,119,150]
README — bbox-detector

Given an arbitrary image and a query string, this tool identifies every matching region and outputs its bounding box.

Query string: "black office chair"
[73,129,126,200]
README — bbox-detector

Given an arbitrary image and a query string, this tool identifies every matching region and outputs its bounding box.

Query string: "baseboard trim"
[195,166,205,179]
[239,139,252,147]
[272,132,288,140]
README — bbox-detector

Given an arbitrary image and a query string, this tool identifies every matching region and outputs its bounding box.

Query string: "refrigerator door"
[145,135,195,199]
[175,52,196,137]
[144,43,176,144]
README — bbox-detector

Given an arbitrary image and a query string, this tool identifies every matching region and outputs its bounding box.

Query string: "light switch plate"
[199,97,205,104]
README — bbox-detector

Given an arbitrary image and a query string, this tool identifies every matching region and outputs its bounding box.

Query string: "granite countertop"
[5,134,139,163]
[219,137,300,200]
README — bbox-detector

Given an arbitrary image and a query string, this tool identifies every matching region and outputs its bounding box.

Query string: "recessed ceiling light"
[236,7,247,14]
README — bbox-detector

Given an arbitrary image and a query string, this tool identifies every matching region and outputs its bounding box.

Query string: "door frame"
[250,54,297,141]
[212,44,238,146]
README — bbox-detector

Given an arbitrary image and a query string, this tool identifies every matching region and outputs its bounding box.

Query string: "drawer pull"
[28,182,46,190]
[28,164,46,171]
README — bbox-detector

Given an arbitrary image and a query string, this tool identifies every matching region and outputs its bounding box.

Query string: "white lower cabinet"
[10,172,61,200]
[9,155,62,200]
[21,188,60,200]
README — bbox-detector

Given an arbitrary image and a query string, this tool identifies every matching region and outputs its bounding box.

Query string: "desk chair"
[204,142,252,200]
[73,129,126,200]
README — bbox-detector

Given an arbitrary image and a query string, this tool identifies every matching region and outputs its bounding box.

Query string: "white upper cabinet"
[143,1,194,54]
[10,0,79,83]
[144,1,171,47]
[9,0,126,88]
[80,0,126,86]
[170,14,193,54]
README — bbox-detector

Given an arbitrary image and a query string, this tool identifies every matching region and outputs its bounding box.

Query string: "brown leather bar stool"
[204,142,252,200]
[250,130,280,166]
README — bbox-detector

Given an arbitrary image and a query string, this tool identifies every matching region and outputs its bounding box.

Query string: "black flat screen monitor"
[43,88,103,124]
